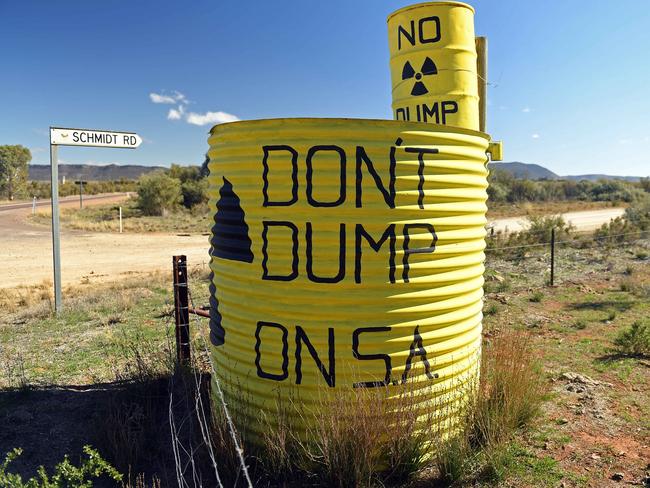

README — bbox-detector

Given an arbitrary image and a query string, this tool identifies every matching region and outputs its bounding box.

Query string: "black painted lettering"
[262,221,299,281]
[401,325,438,383]
[306,145,346,208]
[352,327,392,388]
[397,20,416,50]
[255,321,289,382]
[404,145,439,209]
[295,326,335,387]
[72,132,80,143]
[262,145,299,207]
[402,223,437,283]
[441,101,458,124]
[418,16,441,44]
[355,146,395,209]
[306,222,345,283]
[395,107,409,121]
[422,103,440,124]
[354,224,396,284]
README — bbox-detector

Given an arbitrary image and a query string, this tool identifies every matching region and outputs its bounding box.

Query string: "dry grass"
[487,200,620,220]
[29,200,210,234]
[203,330,544,487]
[433,330,545,485]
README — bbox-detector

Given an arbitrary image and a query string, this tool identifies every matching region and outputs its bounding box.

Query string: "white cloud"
[531,133,540,139]
[186,111,239,126]
[167,106,184,120]
[149,91,188,105]
[522,107,531,113]
[151,90,238,126]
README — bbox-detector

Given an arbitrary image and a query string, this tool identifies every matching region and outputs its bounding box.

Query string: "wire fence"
[165,227,650,487]
[485,230,650,292]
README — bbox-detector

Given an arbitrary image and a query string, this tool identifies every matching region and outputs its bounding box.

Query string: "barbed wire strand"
[187,285,254,488]
[485,229,649,253]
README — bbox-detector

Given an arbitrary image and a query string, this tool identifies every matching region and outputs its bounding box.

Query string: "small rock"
[591,453,601,460]
[557,418,569,425]
[611,472,624,481]
[561,372,600,386]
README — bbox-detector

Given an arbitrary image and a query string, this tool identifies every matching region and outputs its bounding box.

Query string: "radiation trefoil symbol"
[402,57,438,96]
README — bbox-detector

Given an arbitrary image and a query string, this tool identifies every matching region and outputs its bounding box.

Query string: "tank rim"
[387,1,475,22]
[209,117,489,140]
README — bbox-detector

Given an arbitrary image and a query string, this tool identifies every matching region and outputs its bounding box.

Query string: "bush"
[0,446,122,487]
[136,172,181,216]
[434,330,544,484]
[613,321,650,357]
[181,178,208,208]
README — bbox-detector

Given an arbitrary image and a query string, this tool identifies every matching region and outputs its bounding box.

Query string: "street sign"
[50,127,142,149]
[48,125,142,314]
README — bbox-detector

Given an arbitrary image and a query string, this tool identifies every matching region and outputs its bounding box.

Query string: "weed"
[573,319,587,330]
[613,321,650,357]
[0,446,122,487]
[606,310,617,322]
[484,302,499,315]
[496,280,512,293]
[433,329,544,484]
[530,290,544,303]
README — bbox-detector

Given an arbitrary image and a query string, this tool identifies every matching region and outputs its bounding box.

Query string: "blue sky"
[1,0,648,176]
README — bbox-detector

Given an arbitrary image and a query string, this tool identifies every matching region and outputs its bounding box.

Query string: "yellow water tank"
[208,117,489,437]
[388,2,479,130]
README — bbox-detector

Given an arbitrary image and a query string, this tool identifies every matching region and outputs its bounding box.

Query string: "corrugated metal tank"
[388,2,479,130]
[207,117,489,437]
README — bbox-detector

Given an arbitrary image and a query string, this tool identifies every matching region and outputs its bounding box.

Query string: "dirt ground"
[0,198,209,289]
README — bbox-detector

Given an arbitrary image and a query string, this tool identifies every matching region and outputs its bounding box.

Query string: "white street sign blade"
[50,127,142,149]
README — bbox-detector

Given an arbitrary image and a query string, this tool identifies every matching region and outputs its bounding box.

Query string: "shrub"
[136,172,181,216]
[181,178,208,209]
[434,329,544,484]
[0,446,122,487]
[573,319,587,330]
[529,291,544,303]
[613,321,650,357]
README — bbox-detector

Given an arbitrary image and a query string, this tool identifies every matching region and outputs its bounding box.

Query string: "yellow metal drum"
[388,2,479,130]
[208,118,489,437]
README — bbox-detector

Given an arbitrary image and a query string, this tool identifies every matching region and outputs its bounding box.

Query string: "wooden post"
[173,255,191,366]
[550,228,555,286]
[476,36,488,133]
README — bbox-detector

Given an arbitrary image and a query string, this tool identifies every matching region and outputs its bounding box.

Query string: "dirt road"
[487,207,626,234]
[0,193,130,213]
[0,204,625,289]
[0,196,209,289]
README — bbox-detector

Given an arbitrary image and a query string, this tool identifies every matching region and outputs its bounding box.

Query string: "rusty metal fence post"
[173,255,191,366]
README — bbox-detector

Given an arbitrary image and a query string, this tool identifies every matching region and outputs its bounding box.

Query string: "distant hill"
[490,162,642,182]
[490,162,559,180]
[561,174,641,182]
[29,164,165,181]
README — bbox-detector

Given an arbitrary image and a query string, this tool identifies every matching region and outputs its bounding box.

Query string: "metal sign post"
[49,127,142,313]
[50,143,62,312]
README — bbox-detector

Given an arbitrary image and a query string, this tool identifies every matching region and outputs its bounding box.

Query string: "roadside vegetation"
[487,170,649,219]
[1,236,648,486]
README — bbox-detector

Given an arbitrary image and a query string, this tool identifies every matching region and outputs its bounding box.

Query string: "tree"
[181,178,208,208]
[640,177,650,193]
[169,163,201,183]
[0,145,31,200]
[200,153,210,178]
[136,171,181,216]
